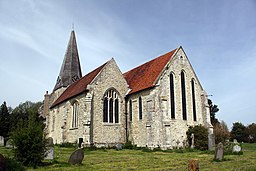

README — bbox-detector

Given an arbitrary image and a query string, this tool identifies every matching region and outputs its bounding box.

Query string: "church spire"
[53,30,82,91]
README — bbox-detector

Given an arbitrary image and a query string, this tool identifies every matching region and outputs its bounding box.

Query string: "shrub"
[11,112,46,168]
[5,157,26,171]
[186,125,208,150]
[123,141,134,149]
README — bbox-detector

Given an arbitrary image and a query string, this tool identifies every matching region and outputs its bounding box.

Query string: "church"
[42,30,214,149]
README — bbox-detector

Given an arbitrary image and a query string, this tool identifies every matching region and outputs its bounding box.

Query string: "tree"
[186,125,208,150]
[10,101,43,130]
[230,122,247,142]
[208,99,219,125]
[246,123,256,143]
[0,101,11,144]
[214,120,230,144]
[10,101,46,167]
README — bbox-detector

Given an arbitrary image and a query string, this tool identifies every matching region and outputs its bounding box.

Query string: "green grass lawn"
[1,144,256,171]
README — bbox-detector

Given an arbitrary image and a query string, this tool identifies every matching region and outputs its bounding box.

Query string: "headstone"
[232,145,241,153]
[0,154,6,171]
[47,137,54,146]
[0,136,4,147]
[116,143,123,150]
[44,137,54,160]
[214,142,224,161]
[191,133,195,149]
[233,139,238,144]
[188,159,199,171]
[5,139,13,148]
[45,147,54,160]
[68,148,84,165]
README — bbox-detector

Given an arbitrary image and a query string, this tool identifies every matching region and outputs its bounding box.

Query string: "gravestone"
[45,147,54,160]
[233,139,238,144]
[116,143,123,150]
[5,139,13,148]
[0,154,6,171]
[191,133,195,149]
[0,136,4,147]
[214,142,224,161]
[68,148,84,165]
[44,137,54,160]
[232,144,241,153]
[188,159,199,171]
[47,137,54,146]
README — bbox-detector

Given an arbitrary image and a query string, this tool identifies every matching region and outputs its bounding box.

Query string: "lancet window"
[191,79,197,121]
[170,73,175,119]
[72,101,79,128]
[181,71,187,120]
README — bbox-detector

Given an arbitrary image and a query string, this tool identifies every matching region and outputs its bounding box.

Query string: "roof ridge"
[123,48,177,95]
[123,49,177,76]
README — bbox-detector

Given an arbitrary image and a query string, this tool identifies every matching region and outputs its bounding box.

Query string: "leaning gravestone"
[214,142,224,161]
[0,136,4,147]
[68,148,84,165]
[45,137,54,160]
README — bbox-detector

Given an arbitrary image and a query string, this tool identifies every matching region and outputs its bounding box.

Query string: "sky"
[0,0,255,129]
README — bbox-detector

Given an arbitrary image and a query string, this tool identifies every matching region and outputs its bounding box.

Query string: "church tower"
[53,30,82,91]
[41,30,82,119]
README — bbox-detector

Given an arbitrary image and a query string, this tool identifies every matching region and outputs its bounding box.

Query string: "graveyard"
[0,143,255,170]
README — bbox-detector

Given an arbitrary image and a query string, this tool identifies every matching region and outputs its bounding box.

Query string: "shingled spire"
[53,30,82,91]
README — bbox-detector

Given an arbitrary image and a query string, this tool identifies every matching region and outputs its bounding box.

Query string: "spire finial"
[72,23,74,31]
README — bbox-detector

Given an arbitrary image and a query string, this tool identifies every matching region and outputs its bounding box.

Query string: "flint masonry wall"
[89,59,129,146]
[128,48,208,148]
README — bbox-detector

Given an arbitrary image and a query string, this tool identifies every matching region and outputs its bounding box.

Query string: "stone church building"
[42,30,213,149]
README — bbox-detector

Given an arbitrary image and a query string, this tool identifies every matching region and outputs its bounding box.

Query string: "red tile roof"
[51,62,107,108]
[123,48,177,95]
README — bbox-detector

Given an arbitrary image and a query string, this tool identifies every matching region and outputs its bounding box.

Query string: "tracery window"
[103,89,119,123]
[191,79,197,121]
[72,101,79,128]
[181,71,187,120]
[170,73,175,119]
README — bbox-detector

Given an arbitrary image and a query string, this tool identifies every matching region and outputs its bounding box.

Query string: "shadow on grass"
[41,159,72,167]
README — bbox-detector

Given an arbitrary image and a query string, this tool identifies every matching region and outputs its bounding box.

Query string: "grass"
[0,144,256,171]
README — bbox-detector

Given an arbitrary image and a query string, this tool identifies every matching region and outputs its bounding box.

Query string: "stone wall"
[89,59,129,146]
[127,48,210,149]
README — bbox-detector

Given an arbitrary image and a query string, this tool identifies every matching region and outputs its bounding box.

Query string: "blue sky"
[0,0,255,128]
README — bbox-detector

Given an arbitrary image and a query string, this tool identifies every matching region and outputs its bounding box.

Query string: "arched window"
[129,99,132,121]
[191,79,197,121]
[139,96,143,120]
[103,89,119,123]
[170,73,175,119]
[72,101,79,128]
[181,71,187,120]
